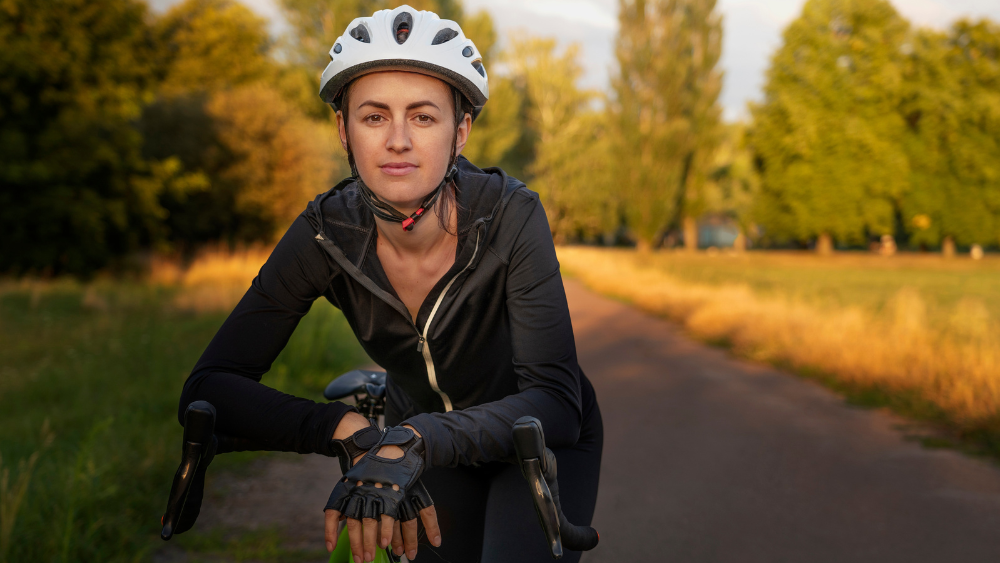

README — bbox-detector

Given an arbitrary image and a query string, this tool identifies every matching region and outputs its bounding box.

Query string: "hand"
[324,500,441,561]
[323,426,435,562]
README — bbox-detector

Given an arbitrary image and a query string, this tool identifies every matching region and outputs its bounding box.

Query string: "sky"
[148,0,1000,121]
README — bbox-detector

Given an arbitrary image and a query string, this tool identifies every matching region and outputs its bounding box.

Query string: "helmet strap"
[347,138,459,232]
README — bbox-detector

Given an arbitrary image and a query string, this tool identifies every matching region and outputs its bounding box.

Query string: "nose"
[385,119,412,153]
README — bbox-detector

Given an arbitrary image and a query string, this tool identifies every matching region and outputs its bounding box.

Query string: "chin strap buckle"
[401,207,426,231]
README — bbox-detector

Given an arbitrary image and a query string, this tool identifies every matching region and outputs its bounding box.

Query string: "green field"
[0,281,367,562]
[614,249,1000,325]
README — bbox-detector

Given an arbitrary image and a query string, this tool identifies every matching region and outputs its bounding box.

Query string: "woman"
[179,6,602,562]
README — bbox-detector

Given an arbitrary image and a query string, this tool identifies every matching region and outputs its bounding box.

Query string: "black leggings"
[411,396,603,563]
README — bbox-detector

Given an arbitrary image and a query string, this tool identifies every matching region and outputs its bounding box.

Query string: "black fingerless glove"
[324,426,431,521]
[328,421,383,473]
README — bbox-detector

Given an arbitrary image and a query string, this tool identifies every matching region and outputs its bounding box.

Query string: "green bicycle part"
[329,524,393,563]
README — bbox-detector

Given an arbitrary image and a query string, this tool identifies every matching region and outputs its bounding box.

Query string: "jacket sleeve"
[405,192,583,467]
[178,212,356,457]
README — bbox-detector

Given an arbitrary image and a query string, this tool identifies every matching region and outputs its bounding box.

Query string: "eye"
[414,114,434,123]
[364,114,386,123]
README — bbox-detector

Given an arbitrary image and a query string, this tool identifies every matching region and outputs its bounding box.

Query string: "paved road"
[161,279,1000,562]
[568,278,1000,562]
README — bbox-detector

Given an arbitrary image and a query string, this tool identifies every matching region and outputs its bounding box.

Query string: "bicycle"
[160,369,599,561]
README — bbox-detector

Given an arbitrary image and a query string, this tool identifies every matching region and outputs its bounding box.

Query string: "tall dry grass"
[558,247,1000,437]
[150,245,273,312]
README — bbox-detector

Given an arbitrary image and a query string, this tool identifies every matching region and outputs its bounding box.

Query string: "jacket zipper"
[316,190,508,413]
[419,227,482,412]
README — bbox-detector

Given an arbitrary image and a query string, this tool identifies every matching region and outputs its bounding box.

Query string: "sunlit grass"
[0,248,368,561]
[558,247,1000,453]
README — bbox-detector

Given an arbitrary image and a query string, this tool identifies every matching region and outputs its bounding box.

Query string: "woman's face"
[337,71,471,211]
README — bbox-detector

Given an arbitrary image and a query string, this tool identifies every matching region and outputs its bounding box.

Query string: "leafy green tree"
[750,0,910,253]
[154,0,274,94]
[612,0,724,251]
[144,0,342,250]
[506,37,613,241]
[899,19,1000,252]
[676,0,723,250]
[0,0,165,274]
[460,11,523,169]
[204,85,340,240]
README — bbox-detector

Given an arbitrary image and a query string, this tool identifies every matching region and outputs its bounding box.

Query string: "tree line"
[539,0,1000,254]
[2,0,998,275]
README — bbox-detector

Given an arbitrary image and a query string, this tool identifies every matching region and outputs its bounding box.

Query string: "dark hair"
[339,78,471,235]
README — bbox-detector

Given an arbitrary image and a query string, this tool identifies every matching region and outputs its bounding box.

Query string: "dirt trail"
[156,278,1000,562]
[568,278,1000,562]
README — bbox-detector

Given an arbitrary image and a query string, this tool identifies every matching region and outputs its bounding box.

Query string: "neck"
[374,195,456,255]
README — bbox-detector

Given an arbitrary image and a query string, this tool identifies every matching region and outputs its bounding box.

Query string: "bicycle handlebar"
[162,386,601,559]
[512,416,599,558]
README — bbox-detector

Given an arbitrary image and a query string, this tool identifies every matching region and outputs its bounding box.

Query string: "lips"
[380,162,418,176]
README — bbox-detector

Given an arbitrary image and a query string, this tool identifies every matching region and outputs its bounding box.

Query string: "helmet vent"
[432,28,459,45]
[471,60,486,78]
[393,12,413,44]
[350,25,370,43]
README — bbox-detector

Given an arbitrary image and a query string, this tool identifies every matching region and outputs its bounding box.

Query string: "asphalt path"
[567,278,1000,562]
[159,278,1000,562]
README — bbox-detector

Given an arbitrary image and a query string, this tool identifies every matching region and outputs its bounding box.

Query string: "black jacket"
[180,157,591,468]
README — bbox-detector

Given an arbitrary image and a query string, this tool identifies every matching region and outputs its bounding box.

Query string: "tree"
[0,0,164,274]
[459,11,523,169]
[144,0,342,251]
[154,0,274,95]
[505,37,613,242]
[750,0,910,253]
[899,19,1000,253]
[612,0,724,251]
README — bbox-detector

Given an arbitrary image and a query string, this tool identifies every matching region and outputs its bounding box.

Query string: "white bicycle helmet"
[319,5,489,120]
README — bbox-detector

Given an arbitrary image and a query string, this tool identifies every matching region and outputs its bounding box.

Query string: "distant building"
[695,215,741,248]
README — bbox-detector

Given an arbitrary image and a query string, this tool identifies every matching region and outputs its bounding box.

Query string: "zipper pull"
[416,336,425,353]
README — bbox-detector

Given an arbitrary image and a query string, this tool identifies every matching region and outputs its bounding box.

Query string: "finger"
[390,520,404,556]
[379,514,394,550]
[420,505,442,547]
[347,517,364,563]
[401,517,419,559]
[363,517,378,562]
[325,509,341,553]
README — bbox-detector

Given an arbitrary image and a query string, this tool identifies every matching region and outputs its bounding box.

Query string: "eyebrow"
[356,100,441,111]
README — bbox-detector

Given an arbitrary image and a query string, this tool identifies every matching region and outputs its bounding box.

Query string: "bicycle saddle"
[324,369,387,401]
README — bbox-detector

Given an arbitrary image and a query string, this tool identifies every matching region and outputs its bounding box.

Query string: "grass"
[0,248,369,562]
[558,246,1000,457]
[169,526,329,562]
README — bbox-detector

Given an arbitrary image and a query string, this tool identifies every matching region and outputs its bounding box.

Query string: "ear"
[454,113,472,156]
[336,111,349,151]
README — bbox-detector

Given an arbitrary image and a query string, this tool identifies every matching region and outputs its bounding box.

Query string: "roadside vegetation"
[0,249,367,562]
[559,247,1000,455]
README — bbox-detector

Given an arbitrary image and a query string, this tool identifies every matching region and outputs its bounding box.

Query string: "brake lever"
[160,401,216,540]
[512,416,599,559]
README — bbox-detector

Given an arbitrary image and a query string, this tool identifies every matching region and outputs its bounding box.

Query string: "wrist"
[332,411,370,441]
